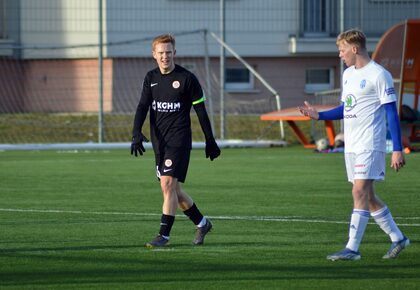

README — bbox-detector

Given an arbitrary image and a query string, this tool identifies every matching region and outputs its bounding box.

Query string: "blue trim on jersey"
[384,102,403,151]
[318,104,344,120]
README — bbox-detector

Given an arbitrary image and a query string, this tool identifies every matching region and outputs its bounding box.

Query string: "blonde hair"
[152,34,176,51]
[336,29,366,49]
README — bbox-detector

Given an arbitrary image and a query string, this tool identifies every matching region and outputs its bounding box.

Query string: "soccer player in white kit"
[299,29,409,261]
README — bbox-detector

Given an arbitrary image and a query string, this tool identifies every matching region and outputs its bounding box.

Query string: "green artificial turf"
[0,147,419,289]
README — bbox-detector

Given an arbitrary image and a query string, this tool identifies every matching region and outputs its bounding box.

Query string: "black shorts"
[155,148,191,183]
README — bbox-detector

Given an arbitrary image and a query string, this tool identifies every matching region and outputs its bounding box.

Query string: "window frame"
[304,67,335,93]
[0,0,6,39]
[225,66,255,92]
[302,0,338,37]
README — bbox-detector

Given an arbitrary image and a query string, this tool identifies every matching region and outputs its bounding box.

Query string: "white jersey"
[341,61,396,153]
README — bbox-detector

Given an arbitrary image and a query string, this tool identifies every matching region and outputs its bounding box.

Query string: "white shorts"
[345,151,386,183]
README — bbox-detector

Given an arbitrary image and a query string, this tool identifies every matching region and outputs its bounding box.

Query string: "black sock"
[159,214,175,238]
[183,203,204,225]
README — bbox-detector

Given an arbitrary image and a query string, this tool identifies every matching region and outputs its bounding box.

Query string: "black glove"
[205,139,221,161]
[131,133,149,157]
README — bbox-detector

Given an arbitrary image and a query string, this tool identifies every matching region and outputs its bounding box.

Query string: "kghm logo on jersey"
[152,100,181,112]
[344,94,357,112]
[360,79,366,89]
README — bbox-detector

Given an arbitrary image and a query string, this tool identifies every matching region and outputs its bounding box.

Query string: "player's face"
[337,40,357,67]
[153,42,176,74]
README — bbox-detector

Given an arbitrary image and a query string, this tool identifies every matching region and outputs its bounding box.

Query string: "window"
[225,67,254,91]
[369,0,419,2]
[305,68,334,93]
[0,0,6,39]
[302,0,338,37]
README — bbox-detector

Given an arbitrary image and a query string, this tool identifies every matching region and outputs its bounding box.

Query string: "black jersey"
[139,65,204,152]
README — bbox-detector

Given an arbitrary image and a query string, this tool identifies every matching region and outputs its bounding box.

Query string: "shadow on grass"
[1,242,419,287]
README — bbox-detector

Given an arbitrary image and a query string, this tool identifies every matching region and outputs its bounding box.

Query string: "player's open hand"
[298,101,319,120]
[390,151,405,172]
[131,133,149,157]
[205,139,221,161]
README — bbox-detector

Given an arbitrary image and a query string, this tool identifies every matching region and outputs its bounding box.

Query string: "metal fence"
[0,0,419,145]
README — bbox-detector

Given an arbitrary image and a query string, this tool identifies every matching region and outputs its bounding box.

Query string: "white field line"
[0,208,419,227]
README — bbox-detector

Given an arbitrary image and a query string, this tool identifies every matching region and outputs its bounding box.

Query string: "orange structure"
[261,20,420,147]
[373,19,420,141]
[260,105,336,148]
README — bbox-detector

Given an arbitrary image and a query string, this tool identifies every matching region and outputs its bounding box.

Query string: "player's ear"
[173,49,176,56]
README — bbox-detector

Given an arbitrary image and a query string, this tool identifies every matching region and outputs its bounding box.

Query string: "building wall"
[1,55,338,114]
[0,58,113,113]
[106,0,300,57]
[111,55,340,114]
[11,0,419,59]
[18,0,101,58]
[14,0,301,58]
[0,59,24,112]
[219,56,340,110]
[1,0,418,115]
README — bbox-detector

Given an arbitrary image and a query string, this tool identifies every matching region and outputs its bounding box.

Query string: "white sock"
[345,209,370,252]
[371,206,404,242]
[197,216,207,227]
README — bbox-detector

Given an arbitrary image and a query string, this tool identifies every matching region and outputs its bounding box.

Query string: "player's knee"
[352,187,368,200]
[160,176,177,195]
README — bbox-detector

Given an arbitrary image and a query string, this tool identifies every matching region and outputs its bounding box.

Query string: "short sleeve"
[377,70,397,105]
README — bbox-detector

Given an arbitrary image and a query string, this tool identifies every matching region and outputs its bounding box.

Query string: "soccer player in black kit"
[131,34,220,248]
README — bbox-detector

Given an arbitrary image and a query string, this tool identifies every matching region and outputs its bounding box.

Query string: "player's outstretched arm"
[298,101,320,120]
[299,102,344,121]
